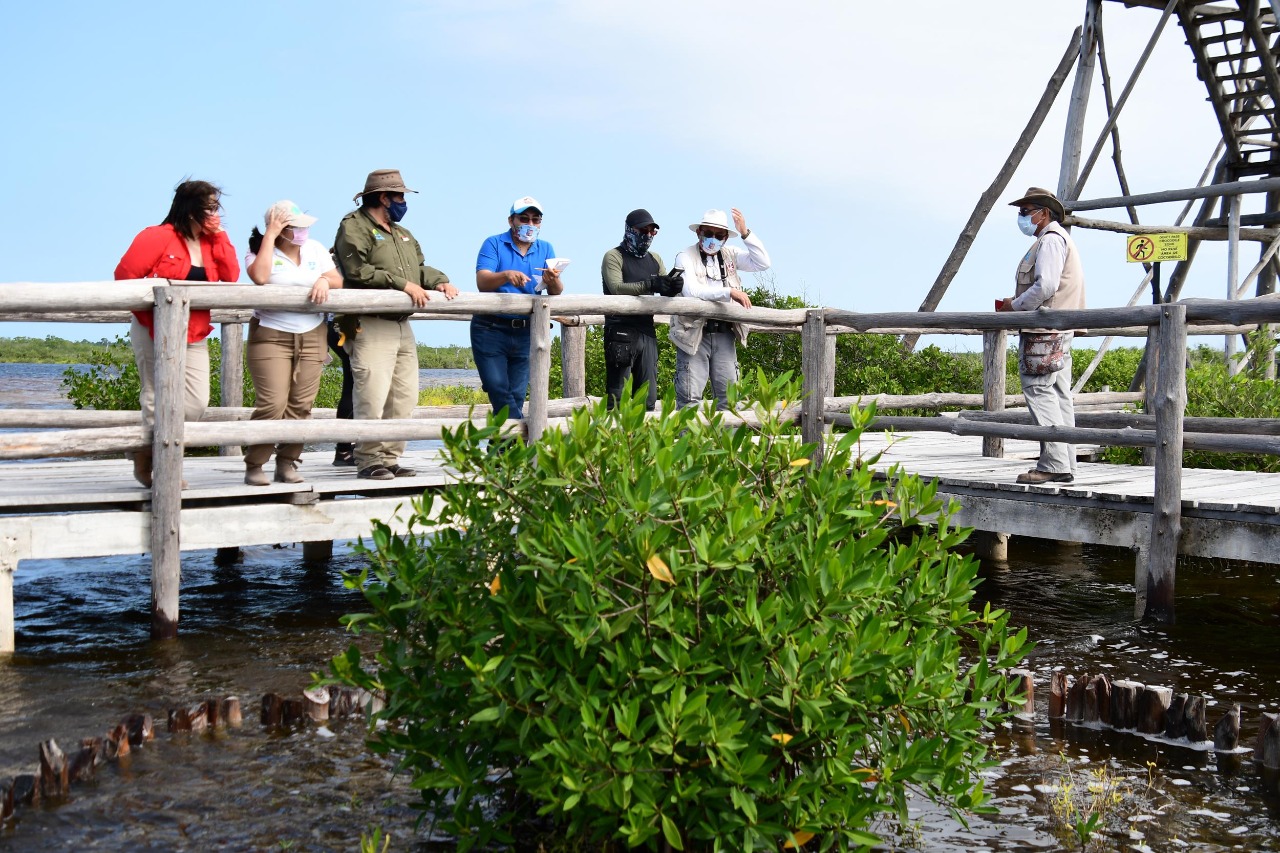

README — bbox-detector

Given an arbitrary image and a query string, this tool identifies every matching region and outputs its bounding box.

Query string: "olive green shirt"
[333,208,449,293]
[601,247,666,295]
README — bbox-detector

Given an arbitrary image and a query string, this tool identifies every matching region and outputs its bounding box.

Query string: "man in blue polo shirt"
[472,196,564,419]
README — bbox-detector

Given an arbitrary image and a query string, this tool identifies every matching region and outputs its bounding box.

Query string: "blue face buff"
[1017,212,1038,236]
[517,224,540,242]
[622,226,653,258]
[388,199,408,222]
[700,235,725,254]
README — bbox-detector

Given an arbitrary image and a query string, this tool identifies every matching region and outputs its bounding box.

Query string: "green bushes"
[330,375,1029,851]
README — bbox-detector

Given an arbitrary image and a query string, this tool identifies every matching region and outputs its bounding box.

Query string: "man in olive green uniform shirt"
[334,169,458,480]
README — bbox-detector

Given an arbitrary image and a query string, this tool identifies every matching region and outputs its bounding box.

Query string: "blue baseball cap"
[510,196,543,216]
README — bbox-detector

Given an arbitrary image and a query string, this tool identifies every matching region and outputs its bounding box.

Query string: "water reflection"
[3,512,1280,847]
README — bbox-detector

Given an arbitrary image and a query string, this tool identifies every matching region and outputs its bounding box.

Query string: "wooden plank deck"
[855,432,1280,565]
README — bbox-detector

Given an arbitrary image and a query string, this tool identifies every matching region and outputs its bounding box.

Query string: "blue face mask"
[1017,213,1038,236]
[388,200,408,223]
[700,235,725,254]
[517,224,540,242]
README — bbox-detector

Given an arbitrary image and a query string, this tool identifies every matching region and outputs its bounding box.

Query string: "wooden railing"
[3,282,1280,636]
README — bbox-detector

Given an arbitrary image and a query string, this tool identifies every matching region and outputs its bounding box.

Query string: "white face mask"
[700,235,725,254]
[517,224,539,242]
[1017,213,1038,237]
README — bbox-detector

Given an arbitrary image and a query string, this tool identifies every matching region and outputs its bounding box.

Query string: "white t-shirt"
[245,239,336,333]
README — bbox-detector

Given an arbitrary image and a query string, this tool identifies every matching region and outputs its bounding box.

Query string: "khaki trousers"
[349,316,419,470]
[245,319,327,466]
[130,316,210,427]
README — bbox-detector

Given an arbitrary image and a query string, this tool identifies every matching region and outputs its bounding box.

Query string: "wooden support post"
[1141,323,1159,466]
[823,334,836,435]
[977,330,1010,561]
[151,286,189,641]
[1227,195,1242,373]
[560,323,586,399]
[302,541,333,562]
[1144,303,1187,623]
[1067,0,1178,199]
[0,527,20,653]
[800,310,826,466]
[902,26,1082,351]
[526,300,552,443]
[219,322,244,457]
[1059,0,1100,198]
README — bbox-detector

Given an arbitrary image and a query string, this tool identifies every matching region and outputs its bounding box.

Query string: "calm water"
[2,363,1280,850]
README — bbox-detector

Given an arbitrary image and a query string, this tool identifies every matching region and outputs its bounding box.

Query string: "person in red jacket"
[114,179,240,487]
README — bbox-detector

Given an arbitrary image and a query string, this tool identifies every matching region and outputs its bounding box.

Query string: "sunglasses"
[1018,207,1043,217]
[698,229,729,241]
[516,214,543,224]
[636,225,659,236]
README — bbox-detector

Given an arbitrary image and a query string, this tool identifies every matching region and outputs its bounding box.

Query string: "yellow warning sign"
[1126,233,1188,263]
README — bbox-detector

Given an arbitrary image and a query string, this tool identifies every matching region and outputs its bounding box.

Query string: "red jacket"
[115,224,240,342]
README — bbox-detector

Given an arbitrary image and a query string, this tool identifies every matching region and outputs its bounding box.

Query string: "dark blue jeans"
[470,318,531,419]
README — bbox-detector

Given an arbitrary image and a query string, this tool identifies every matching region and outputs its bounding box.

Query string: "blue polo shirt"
[476,231,556,300]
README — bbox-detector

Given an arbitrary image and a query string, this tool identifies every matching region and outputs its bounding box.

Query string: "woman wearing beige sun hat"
[241,200,344,486]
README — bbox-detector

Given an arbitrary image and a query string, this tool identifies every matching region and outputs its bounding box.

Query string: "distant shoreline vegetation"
[0,335,476,370]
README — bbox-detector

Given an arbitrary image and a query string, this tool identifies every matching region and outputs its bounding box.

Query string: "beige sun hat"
[264,200,317,230]
[688,209,737,238]
[353,169,417,202]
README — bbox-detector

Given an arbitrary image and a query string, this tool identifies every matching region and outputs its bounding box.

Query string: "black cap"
[625,209,659,230]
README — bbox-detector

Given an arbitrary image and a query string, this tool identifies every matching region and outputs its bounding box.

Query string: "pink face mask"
[287,226,309,246]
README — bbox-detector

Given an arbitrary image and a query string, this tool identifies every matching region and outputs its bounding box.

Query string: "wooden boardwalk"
[857,432,1280,567]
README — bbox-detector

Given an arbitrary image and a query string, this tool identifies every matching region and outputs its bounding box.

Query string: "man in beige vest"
[999,187,1086,485]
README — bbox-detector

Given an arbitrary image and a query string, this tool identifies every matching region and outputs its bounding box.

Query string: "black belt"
[704,320,734,334]
[474,316,529,330]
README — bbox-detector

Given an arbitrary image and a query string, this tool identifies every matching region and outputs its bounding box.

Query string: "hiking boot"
[332,447,355,467]
[245,465,270,487]
[357,465,395,481]
[275,459,304,484]
[384,464,417,478]
[1016,469,1073,485]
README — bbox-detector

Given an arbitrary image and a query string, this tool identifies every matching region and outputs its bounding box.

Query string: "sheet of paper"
[545,258,571,273]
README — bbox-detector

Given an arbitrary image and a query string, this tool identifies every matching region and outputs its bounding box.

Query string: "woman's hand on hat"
[265,208,289,237]
[732,208,748,237]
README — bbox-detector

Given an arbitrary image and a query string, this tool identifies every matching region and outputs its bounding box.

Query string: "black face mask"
[621,226,653,258]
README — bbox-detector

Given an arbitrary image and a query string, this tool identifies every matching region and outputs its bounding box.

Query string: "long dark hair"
[162,179,222,240]
[248,227,265,255]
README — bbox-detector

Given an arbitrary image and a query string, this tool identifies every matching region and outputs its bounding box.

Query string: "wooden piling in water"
[1085,674,1111,726]
[1257,713,1280,769]
[1214,704,1241,751]
[1110,679,1142,729]
[1049,671,1069,719]
[1138,686,1172,734]
[38,740,68,799]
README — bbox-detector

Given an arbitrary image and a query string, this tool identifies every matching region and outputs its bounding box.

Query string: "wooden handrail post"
[822,333,836,435]
[0,526,23,654]
[982,330,1008,459]
[219,321,244,457]
[1145,303,1187,623]
[1142,323,1159,466]
[560,321,586,398]
[151,286,189,641]
[979,330,1010,561]
[526,299,552,443]
[801,309,826,465]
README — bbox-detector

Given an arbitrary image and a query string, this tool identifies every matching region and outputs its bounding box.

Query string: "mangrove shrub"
[332,375,1029,851]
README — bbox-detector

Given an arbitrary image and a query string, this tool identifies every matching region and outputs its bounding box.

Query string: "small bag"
[1020,332,1067,376]
[605,327,638,366]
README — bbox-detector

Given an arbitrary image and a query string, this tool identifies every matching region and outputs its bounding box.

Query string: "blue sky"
[0,1,1247,351]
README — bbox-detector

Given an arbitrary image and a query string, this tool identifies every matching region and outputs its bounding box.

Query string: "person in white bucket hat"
[242,200,343,486]
[669,208,770,410]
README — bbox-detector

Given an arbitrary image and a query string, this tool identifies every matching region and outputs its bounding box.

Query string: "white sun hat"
[688,208,737,237]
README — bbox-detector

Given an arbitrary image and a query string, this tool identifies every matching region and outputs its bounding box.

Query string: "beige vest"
[667,246,749,355]
[1014,220,1085,310]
